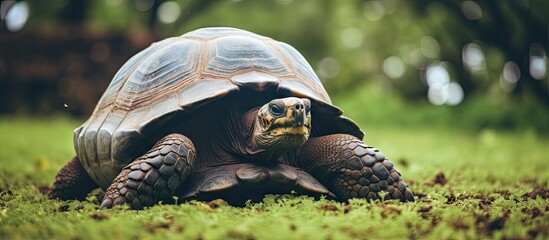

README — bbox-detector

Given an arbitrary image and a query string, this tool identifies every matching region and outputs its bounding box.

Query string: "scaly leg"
[297,134,414,201]
[100,134,196,209]
[48,157,98,200]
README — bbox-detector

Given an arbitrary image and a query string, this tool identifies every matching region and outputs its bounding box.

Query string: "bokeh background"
[1,0,548,133]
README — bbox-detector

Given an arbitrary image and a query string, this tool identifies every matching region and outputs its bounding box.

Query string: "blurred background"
[1,0,548,133]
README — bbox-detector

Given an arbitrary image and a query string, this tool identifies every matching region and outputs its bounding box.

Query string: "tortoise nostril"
[295,103,304,111]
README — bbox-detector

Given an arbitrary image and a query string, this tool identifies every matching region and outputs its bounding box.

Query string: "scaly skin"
[48,157,97,200]
[100,134,196,209]
[297,134,414,202]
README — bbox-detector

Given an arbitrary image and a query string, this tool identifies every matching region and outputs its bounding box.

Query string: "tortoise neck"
[226,106,283,164]
[238,107,259,148]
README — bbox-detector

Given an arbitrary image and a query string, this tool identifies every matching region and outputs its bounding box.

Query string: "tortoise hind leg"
[100,133,196,209]
[48,157,98,200]
[296,134,414,202]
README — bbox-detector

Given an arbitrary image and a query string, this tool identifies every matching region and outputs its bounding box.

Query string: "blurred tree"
[2,0,548,118]
[411,0,549,104]
[57,0,90,23]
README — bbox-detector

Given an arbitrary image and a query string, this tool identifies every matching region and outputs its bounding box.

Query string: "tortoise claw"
[100,199,113,209]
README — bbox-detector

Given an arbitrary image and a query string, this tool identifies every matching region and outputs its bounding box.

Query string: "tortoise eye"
[269,103,284,117]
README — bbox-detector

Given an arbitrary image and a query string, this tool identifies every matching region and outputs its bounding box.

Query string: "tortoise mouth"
[255,120,310,151]
[267,122,311,136]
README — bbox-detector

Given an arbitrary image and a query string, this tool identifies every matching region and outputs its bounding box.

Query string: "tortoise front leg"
[297,134,414,202]
[48,157,98,200]
[100,134,196,209]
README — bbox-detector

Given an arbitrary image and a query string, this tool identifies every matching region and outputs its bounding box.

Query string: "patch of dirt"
[58,204,70,212]
[90,212,109,221]
[474,213,490,225]
[343,205,352,214]
[57,203,84,212]
[478,197,494,209]
[175,225,185,233]
[522,186,549,199]
[427,172,447,186]
[397,158,409,168]
[495,190,511,200]
[143,216,176,233]
[380,205,401,218]
[414,192,432,202]
[451,193,496,208]
[449,218,470,230]
[289,224,297,231]
[319,204,339,212]
[417,205,432,219]
[340,225,366,239]
[158,216,175,229]
[75,205,85,211]
[474,212,510,236]
[521,207,543,219]
[0,188,13,195]
[431,215,442,227]
[405,220,434,238]
[445,193,456,204]
[227,230,255,240]
[527,225,546,239]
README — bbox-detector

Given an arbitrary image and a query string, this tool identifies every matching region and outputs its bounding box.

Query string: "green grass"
[1,95,548,239]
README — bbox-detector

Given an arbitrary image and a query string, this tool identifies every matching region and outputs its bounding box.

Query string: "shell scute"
[205,36,289,76]
[98,39,169,111]
[115,40,202,110]
[177,79,238,108]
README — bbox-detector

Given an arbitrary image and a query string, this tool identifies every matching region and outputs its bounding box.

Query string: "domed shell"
[75,27,363,188]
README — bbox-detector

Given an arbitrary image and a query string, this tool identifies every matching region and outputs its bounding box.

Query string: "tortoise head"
[253,97,312,150]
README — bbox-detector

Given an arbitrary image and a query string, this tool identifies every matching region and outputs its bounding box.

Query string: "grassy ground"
[1,90,548,239]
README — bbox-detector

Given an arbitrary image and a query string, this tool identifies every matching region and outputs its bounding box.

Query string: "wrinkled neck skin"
[222,106,292,165]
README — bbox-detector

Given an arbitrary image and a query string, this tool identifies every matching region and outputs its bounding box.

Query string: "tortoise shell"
[74,27,363,189]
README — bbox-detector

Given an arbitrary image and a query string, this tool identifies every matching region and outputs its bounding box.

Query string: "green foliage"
[0,116,76,188]
[333,83,549,133]
[0,116,547,239]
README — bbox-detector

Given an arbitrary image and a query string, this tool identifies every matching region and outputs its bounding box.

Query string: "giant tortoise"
[48,27,414,209]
